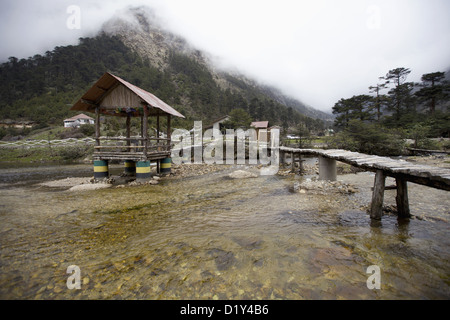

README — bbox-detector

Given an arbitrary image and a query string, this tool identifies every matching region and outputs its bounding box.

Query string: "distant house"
[251,121,269,130]
[64,113,95,128]
[206,115,231,132]
[251,121,269,142]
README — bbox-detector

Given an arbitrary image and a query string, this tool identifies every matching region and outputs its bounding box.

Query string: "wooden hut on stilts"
[70,72,185,182]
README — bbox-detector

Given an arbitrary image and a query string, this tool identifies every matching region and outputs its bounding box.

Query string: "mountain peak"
[101,5,333,121]
[102,6,199,70]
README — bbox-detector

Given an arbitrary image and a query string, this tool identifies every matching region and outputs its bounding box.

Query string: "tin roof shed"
[71,72,184,119]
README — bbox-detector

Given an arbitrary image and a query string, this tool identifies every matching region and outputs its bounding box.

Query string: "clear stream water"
[0,162,448,299]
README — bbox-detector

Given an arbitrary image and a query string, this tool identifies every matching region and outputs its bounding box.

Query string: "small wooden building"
[251,121,270,143]
[64,113,95,128]
[70,72,185,180]
[205,115,230,132]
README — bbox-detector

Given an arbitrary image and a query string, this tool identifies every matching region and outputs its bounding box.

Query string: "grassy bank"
[0,145,93,164]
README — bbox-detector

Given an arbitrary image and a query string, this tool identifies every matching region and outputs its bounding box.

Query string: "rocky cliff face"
[101,6,333,120]
[102,7,197,71]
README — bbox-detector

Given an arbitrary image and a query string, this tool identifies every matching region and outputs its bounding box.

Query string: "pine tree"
[381,67,413,122]
[415,71,447,115]
[369,82,388,122]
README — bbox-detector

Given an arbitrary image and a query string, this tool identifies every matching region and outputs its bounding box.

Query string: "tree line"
[0,33,326,139]
[330,67,449,155]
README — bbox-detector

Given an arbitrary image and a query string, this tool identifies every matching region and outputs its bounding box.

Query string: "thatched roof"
[70,72,185,118]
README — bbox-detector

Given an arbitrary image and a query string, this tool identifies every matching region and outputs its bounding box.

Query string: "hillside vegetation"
[0,34,326,140]
[330,67,450,155]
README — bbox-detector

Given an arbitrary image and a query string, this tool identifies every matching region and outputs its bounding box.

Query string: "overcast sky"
[1,0,449,113]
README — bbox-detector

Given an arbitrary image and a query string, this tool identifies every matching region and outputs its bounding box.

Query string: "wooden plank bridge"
[277,147,450,220]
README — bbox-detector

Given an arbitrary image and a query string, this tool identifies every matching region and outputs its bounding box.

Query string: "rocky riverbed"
[0,157,449,300]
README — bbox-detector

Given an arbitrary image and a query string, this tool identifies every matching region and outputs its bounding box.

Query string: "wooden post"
[126,114,131,151]
[143,106,149,156]
[291,152,295,172]
[280,150,285,165]
[396,178,411,218]
[157,114,160,152]
[299,154,304,175]
[167,114,171,152]
[140,115,144,147]
[318,156,337,181]
[95,107,100,147]
[370,170,386,220]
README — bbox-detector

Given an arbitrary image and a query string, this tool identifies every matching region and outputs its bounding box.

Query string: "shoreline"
[3,154,449,193]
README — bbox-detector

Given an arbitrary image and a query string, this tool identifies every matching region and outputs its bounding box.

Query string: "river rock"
[207,248,237,271]
[232,237,263,250]
[68,184,113,192]
[228,170,258,179]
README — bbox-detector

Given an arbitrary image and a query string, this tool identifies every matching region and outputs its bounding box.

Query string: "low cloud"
[1,0,449,112]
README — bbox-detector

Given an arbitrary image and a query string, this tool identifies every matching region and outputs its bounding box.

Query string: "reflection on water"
[0,164,449,299]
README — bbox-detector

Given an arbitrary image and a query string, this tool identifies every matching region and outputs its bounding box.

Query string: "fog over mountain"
[1,0,449,113]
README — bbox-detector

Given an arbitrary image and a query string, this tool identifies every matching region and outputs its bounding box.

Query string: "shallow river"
[0,162,449,299]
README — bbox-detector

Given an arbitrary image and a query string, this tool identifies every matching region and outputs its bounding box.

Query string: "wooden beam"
[140,115,144,147]
[396,178,411,218]
[94,146,145,149]
[389,172,450,191]
[157,114,160,152]
[167,114,171,144]
[299,154,304,175]
[81,99,98,107]
[143,105,149,156]
[95,107,100,147]
[291,152,295,172]
[94,82,120,105]
[126,114,131,148]
[99,137,147,141]
[318,156,337,181]
[370,170,386,220]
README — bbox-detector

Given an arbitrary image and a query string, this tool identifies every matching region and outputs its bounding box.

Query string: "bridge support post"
[370,170,386,220]
[318,156,337,181]
[299,154,304,175]
[291,152,295,173]
[396,178,411,218]
[94,160,109,180]
[136,161,151,182]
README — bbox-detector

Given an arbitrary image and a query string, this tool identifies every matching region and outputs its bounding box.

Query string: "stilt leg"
[370,170,386,220]
[396,178,411,218]
[318,156,337,181]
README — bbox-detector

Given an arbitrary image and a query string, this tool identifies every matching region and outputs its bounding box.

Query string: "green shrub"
[79,124,95,137]
[57,145,93,160]
[328,120,405,156]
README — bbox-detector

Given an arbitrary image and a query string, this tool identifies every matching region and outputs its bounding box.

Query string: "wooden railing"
[93,136,171,160]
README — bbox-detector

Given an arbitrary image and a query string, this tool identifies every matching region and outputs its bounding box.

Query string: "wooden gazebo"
[70,72,185,180]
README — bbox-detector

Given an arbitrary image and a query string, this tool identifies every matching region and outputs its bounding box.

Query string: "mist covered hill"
[0,6,333,135]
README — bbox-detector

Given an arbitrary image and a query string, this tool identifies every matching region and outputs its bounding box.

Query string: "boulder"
[228,170,258,179]
[68,184,113,192]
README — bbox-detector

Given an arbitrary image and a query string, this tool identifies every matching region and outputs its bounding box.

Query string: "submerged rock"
[40,177,90,188]
[232,237,263,250]
[228,170,258,179]
[207,248,237,271]
[68,184,113,192]
[295,179,359,195]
